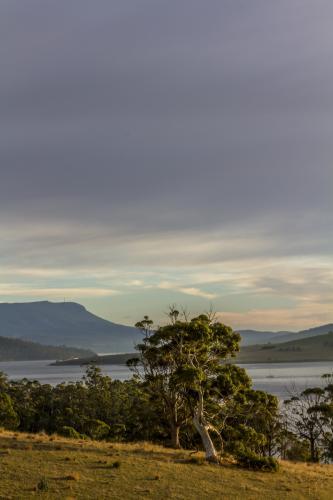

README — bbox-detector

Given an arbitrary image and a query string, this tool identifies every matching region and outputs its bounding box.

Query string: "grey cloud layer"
[1,0,332,235]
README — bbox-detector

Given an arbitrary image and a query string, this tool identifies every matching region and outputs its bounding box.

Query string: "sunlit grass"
[0,430,333,499]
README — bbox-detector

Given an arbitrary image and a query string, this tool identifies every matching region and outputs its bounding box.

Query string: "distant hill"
[0,301,140,353]
[52,330,333,367]
[0,335,94,362]
[237,330,333,363]
[239,323,333,345]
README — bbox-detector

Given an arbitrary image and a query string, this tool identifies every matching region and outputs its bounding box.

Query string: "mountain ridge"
[0,301,140,353]
[238,323,333,345]
[0,301,331,352]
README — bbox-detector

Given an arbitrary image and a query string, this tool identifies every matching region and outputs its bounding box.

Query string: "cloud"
[0,284,120,300]
[178,288,217,300]
[217,303,332,332]
[157,281,217,300]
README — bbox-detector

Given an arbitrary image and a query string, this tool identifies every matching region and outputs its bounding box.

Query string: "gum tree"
[130,311,240,461]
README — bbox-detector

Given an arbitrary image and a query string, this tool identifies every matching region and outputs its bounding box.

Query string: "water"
[243,361,333,399]
[0,360,332,399]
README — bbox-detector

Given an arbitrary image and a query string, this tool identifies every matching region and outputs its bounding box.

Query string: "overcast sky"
[0,0,332,330]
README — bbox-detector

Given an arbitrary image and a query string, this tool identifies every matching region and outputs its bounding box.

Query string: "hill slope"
[53,331,333,366]
[239,323,333,345]
[0,431,332,499]
[0,335,94,362]
[237,330,333,363]
[0,301,140,353]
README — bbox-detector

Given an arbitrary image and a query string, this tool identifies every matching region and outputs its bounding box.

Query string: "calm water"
[0,360,332,399]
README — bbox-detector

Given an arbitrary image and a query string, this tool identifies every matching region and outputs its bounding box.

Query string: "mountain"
[236,330,333,363]
[238,324,333,346]
[238,329,290,345]
[0,301,331,354]
[0,301,140,353]
[0,335,94,362]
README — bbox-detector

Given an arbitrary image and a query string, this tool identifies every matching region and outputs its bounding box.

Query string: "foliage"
[0,392,19,430]
[235,448,279,472]
[60,426,85,440]
[84,419,110,440]
[282,373,333,462]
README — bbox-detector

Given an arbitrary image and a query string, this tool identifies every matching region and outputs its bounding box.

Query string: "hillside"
[0,431,332,499]
[0,301,139,353]
[237,330,333,363]
[0,335,94,362]
[52,331,333,366]
[239,323,333,345]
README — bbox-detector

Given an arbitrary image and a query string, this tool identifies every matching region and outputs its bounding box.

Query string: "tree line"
[1,309,333,469]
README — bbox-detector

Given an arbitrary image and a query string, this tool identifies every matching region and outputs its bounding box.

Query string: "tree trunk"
[310,438,318,463]
[170,422,181,449]
[193,392,219,463]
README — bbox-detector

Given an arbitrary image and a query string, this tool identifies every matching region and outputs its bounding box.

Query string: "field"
[0,431,333,499]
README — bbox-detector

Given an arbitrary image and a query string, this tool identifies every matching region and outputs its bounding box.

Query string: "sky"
[0,0,332,330]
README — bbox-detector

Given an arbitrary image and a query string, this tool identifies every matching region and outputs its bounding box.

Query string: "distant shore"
[50,353,134,366]
[50,330,333,366]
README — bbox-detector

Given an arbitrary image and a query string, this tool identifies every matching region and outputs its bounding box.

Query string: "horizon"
[0,1,332,331]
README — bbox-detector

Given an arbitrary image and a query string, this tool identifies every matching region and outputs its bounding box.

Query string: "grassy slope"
[0,431,333,499]
[237,331,333,363]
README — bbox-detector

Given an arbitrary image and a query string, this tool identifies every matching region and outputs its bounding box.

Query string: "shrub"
[236,450,279,472]
[60,426,85,440]
[85,419,110,440]
[186,456,206,465]
[0,393,19,430]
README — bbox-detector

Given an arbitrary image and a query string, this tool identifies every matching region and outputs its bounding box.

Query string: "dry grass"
[0,430,333,499]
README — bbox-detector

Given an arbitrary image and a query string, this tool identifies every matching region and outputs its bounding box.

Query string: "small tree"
[310,374,333,462]
[284,388,325,462]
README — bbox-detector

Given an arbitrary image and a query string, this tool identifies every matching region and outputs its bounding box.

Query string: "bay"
[0,360,332,399]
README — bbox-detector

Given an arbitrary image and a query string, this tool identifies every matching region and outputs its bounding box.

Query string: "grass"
[0,430,333,499]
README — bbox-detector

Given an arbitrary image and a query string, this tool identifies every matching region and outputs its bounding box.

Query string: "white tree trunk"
[193,392,219,463]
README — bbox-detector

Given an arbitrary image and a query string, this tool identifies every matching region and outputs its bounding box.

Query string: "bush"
[236,450,279,472]
[0,393,19,430]
[186,456,206,465]
[60,426,85,440]
[85,419,111,440]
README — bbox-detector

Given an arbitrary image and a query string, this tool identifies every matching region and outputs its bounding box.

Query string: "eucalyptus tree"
[129,311,240,461]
